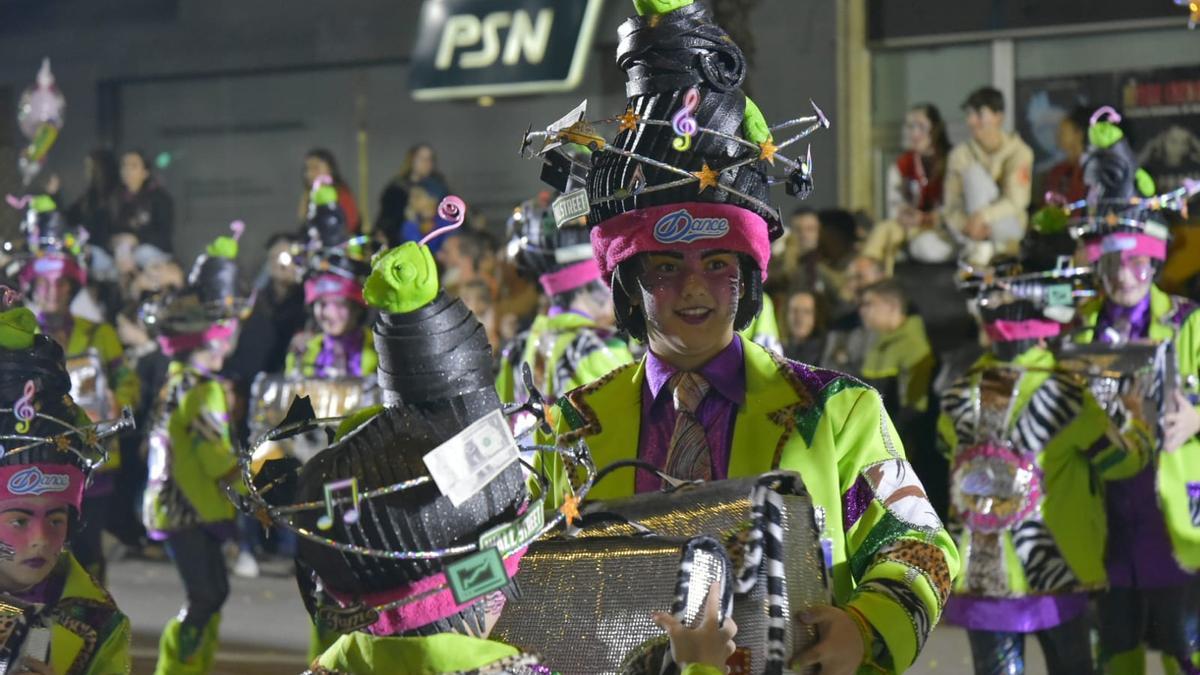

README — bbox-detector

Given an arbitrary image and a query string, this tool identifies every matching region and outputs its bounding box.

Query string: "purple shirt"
[1097,293,1194,588]
[636,337,745,494]
[943,594,1089,634]
[313,329,366,378]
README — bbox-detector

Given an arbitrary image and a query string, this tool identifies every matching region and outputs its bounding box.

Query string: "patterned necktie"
[664,371,713,481]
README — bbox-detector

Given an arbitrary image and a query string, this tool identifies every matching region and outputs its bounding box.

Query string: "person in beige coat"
[943,87,1034,265]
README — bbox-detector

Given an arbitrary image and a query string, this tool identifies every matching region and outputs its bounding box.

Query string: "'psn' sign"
[409,0,603,101]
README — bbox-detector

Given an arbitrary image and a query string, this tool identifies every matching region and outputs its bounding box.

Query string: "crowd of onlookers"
[3,84,1196,573]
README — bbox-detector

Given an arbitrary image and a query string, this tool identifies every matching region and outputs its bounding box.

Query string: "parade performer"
[15,195,139,584]
[286,179,376,379]
[0,287,131,673]
[496,195,632,406]
[1060,107,1200,675]
[938,256,1153,674]
[142,224,250,674]
[238,201,735,674]
[524,1,958,672]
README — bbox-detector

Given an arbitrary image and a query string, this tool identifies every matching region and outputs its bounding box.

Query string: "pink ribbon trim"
[1084,233,1167,263]
[984,318,1062,343]
[538,259,602,296]
[156,320,238,357]
[0,464,87,511]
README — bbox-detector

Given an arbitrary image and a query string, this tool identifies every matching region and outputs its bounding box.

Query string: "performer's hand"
[652,581,737,671]
[1163,390,1200,453]
[792,606,866,675]
[20,657,57,674]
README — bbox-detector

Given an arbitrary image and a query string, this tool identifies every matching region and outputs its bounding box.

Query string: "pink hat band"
[0,464,87,511]
[1084,233,1167,263]
[305,273,365,306]
[156,320,239,357]
[984,318,1062,343]
[590,202,771,286]
[20,254,86,287]
[539,259,602,296]
[327,548,525,636]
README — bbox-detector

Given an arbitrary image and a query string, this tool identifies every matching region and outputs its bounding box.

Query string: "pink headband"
[590,202,771,286]
[1084,233,1167,263]
[327,549,525,636]
[539,259,602,296]
[984,318,1062,343]
[304,273,365,306]
[19,254,86,287]
[0,465,86,510]
[156,320,238,357]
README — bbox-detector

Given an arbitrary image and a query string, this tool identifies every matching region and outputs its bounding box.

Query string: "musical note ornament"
[13,380,35,434]
[317,477,361,530]
[671,87,700,152]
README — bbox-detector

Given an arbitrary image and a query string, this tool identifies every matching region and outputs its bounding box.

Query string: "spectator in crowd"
[436,229,496,296]
[943,87,1035,265]
[1038,106,1091,205]
[863,103,955,270]
[298,148,360,233]
[858,279,943,515]
[223,233,308,385]
[382,185,454,254]
[769,207,839,303]
[66,149,122,252]
[822,255,887,375]
[115,150,175,255]
[375,143,450,239]
[783,288,827,365]
[816,207,860,274]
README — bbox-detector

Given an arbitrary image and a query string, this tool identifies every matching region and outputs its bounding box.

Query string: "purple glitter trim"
[787,361,844,394]
[1188,482,1200,499]
[843,475,875,531]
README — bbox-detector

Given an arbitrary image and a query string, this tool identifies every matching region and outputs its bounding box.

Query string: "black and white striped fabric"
[738,472,803,675]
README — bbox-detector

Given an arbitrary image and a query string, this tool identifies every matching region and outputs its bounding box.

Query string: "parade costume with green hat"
[0,290,133,674]
[236,198,725,674]
[523,1,958,671]
[1052,106,1200,675]
[496,195,633,407]
[938,257,1153,674]
[12,194,140,584]
[141,223,251,675]
[286,178,377,379]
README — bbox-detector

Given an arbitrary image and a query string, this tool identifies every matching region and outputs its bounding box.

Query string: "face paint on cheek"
[0,540,13,561]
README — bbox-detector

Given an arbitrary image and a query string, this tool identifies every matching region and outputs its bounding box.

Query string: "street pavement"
[107,555,1167,674]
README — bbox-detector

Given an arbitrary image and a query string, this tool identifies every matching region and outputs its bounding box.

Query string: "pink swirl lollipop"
[420,195,467,246]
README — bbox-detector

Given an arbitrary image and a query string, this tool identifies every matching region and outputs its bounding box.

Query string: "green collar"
[320,632,520,673]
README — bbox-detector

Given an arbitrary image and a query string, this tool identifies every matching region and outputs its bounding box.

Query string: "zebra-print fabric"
[858,577,932,653]
[1011,519,1078,592]
[1011,373,1083,454]
[735,472,800,675]
[940,377,976,446]
[554,329,614,394]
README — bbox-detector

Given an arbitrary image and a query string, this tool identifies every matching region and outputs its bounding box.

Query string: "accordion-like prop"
[65,350,110,422]
[1058,340,1176,450]
[493,471,827,675]
[248,373,379,464]
[0,594,49,675]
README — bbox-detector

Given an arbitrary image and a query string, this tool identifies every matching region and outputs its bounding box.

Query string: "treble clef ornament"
[14,380,35,434]
[671,87,700,151]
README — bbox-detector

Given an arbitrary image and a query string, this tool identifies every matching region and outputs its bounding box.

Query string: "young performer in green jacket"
[938,257,1152,674]
[527,2,959,672]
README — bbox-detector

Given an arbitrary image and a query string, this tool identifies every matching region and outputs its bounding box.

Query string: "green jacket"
[1074,285,1200,572]
[45,552,131,674]
[938,347,1150,598]
[285,330,378,379]
[496,312,632,404]
[64,317,140,412]
[861,315,935,415]
[143,362,238,533]
[537,336,959,673]
[739,293,783,354]
[313,632,723,675]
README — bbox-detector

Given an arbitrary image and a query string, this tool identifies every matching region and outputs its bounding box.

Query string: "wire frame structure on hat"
[295,234,373,282]
[956,256,1098,309]
[229,409,596,617]
[520,98,831,226]
[0,404,133,475]
[1049,178,1200,244]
